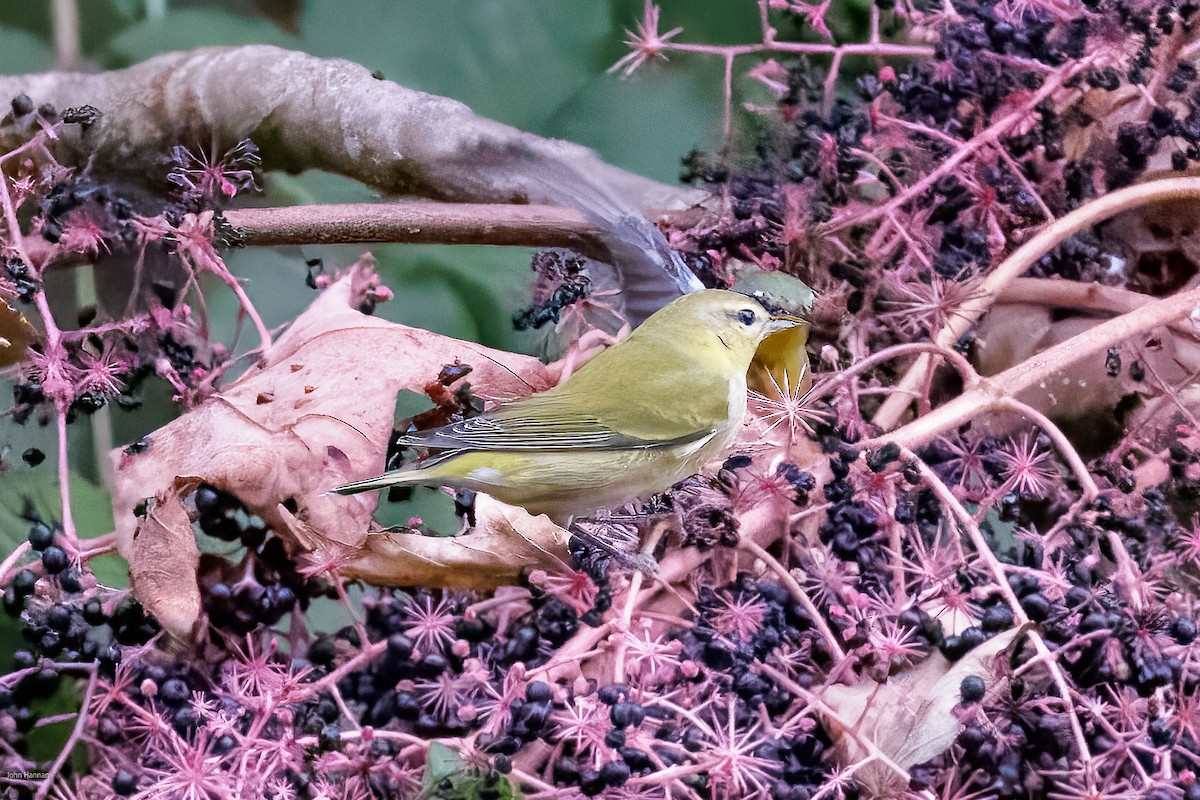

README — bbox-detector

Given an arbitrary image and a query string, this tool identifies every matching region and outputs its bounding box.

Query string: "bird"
[330,289,805,522]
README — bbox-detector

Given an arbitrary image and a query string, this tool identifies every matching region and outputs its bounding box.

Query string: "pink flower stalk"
[772,0,833,40]
[57,208,112,258]
[26,340,82,409]
[997,432,1057,499]
[608,1,684,77]
[166,140,261,202]
[527,568,599,616]
[399,593,460,654]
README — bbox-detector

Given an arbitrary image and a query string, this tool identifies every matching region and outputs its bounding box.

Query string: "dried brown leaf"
[344,495,572,590]
[822,625,1025,797]
[109,255,554,623]
[128,481,201,637]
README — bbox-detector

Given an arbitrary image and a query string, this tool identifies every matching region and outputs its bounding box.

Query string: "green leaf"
[371,244,538,355]
[101,8,300,68]
[25,675,83,763]
[607,0,760,50]
[298,0,611,133]
[0,0,144,60]
[544,61,725,184]
[422,742,463,788]
[0,468,114,541]
[0,25,53,74]
[0,461,128,588]
[261,170,378,208]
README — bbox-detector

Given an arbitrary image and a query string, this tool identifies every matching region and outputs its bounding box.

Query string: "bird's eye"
[737,309,757,326]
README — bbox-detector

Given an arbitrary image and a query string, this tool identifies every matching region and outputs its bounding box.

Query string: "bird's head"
[645,289,805,367]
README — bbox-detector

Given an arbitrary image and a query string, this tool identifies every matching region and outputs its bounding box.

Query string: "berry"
[309,636,336,667]
[193,483,225,514]
[609,705,648,729]
[12,570,37,598]
[600,760,631,787]
[41,545,69,575]
[112,769,138,796]
[27,523,54,551]
[1021,593,1051,622]
[960,675,986,703]
[526,681,553,704]
[386,633,414,661]
[866,443,900,472]
[45,605,71,631]
[959,626,985,651]
[319,724,342,751]
[161,677,190,705]
[1172,617,1197,645]
[598,683,628,705]
[981,605,1014,632]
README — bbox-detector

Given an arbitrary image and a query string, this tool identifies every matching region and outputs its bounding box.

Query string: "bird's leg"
[569,510,656,573]
[634,511,684,561]
[567,509,682,574]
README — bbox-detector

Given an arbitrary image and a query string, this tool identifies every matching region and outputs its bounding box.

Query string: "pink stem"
[667,41,934,59]
[0,133,78,550]
[903,449,1094,767]
[211,267,273,355]
[55,410,78,549]
[34,665,96,800]
[0,542,31,586]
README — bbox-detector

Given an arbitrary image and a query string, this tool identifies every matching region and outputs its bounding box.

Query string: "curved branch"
[998,277,1200,341]
[874,176,1200,429]
[883,282,1200,449]
[1,46,696,212]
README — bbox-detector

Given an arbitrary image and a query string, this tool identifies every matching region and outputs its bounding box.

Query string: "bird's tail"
[328,469,426,496]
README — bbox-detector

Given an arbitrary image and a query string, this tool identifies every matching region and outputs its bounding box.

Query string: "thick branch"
[0,46,696,212]
[998,277,1159,314]
[997,277,1200,341]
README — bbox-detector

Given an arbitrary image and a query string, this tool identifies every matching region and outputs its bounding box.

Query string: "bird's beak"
[765,313,806,333]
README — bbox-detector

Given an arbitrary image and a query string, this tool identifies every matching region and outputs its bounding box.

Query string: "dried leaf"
[344,495,572,590]
[128,481,201,637]
[109,255,554,617]
[822,626,1025,797]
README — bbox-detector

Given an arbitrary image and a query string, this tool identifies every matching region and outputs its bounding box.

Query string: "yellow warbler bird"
[331,289,803,521]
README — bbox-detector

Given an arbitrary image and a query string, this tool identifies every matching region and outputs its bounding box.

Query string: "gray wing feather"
[397,414,708,452]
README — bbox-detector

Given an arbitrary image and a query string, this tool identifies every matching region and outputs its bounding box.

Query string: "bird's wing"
[397,393,713,452]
